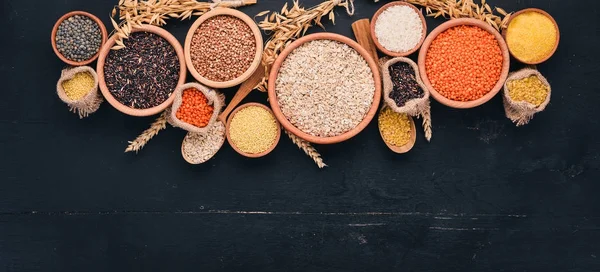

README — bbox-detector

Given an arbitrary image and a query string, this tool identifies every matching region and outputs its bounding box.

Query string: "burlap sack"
[502,68,551,126]
[381,57,432,141]
[169,82,225,134]
[56,66,103,119]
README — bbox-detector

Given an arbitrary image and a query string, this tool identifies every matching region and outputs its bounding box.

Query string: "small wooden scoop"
[181,68,264,164]
[352,19,417,154]
[378,106,417,154]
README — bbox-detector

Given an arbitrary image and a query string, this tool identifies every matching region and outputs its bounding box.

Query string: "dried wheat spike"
[285,129,327,169]
[255,0,355,91]
[421,103,432,142]
[405,0,511,31]
[125,111,168,153]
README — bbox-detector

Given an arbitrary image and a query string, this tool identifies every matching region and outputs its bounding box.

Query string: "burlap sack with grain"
[381,57,432,141]
[169,82,225,134]
[56,66,103,119]
[502,68,551,126]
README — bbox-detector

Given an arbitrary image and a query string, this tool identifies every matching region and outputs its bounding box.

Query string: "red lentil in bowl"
[418,18,510,109]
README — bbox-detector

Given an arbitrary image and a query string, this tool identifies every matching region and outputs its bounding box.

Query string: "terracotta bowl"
[226,103,281,158]
[184,8,263,89]
[370,1,427,57]
[96,24,187,117]
[268,32,382,145]
[417,18,510,109]
[51,11,108,66]
[502,8,560,65]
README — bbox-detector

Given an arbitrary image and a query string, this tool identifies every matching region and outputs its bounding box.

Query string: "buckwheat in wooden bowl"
[96,25,186,117]
[370,1,427,57]
[184,8,263,89]
[51,11,107,66]
[418,18,510,109]
[268,33,381,145]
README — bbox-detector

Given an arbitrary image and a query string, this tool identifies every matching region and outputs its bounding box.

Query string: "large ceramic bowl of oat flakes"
[268,32,381,144]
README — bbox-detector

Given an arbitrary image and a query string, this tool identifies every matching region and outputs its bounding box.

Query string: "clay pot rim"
[225,102,281,158]
[184,8,264,89]
[267,32,382,144]
[502,8,560,65]
[370,1,427,57]
[417,18,510,109]
[96,24,187,117]
[51,11,108,66]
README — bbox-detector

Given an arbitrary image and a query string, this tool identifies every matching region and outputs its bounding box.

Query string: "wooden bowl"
[226,103,281,158]
[502,8,560,65]
[51,11,108,66]
[267,33,382,145]
[184,8,263,89]
[378,107,417,154]
[96,24,187,117]
[370,1,427,57]
[417,18,510,109]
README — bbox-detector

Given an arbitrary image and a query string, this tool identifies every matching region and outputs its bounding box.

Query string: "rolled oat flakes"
[275,40,375,137]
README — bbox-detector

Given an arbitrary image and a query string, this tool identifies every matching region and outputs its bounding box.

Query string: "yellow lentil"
[378,107,411,147]
[507,75,549,107]
[229,106,278,154]
[62,72,95,100]
[506,11,557,63]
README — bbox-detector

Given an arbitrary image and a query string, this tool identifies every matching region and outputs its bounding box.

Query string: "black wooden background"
[1,0,599,271]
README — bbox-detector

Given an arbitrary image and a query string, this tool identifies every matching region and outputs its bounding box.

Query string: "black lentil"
[55,15,102,62]
[104,32,180,109]
[388,62,424,107]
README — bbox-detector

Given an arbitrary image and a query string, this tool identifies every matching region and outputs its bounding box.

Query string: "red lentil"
[425,25,503,101]
[176,88,214,128]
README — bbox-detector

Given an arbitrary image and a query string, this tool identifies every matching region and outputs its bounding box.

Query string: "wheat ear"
[125,111,168,153]
[421,103,432,142]
[285,130,327,168]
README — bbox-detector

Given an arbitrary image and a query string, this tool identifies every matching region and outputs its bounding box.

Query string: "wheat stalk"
[421,103,432,142]
[285,130,327,168]
[110,0,256,50]
[404,0,512,31]
[125,111,168,153]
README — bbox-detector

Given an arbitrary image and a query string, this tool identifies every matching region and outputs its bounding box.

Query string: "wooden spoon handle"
[219,67,264,121]
[352,19,379,65]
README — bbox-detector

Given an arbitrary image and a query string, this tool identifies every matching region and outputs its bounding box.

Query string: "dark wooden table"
[1,0,599,271]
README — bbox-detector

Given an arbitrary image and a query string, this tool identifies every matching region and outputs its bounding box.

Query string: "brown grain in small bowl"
[502,8,560,65]
[268,33,382,145]
[51,11,108,66]
[184,8,263,89]
[96,24,187,117]
[370,1,427,57]
[417,18,510,109]
[226,103,281,158]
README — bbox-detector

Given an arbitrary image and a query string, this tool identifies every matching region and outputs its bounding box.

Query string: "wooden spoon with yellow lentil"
[378,106,417,154]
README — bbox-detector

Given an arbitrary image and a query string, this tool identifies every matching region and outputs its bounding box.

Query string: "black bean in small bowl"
[51,11,107,66]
